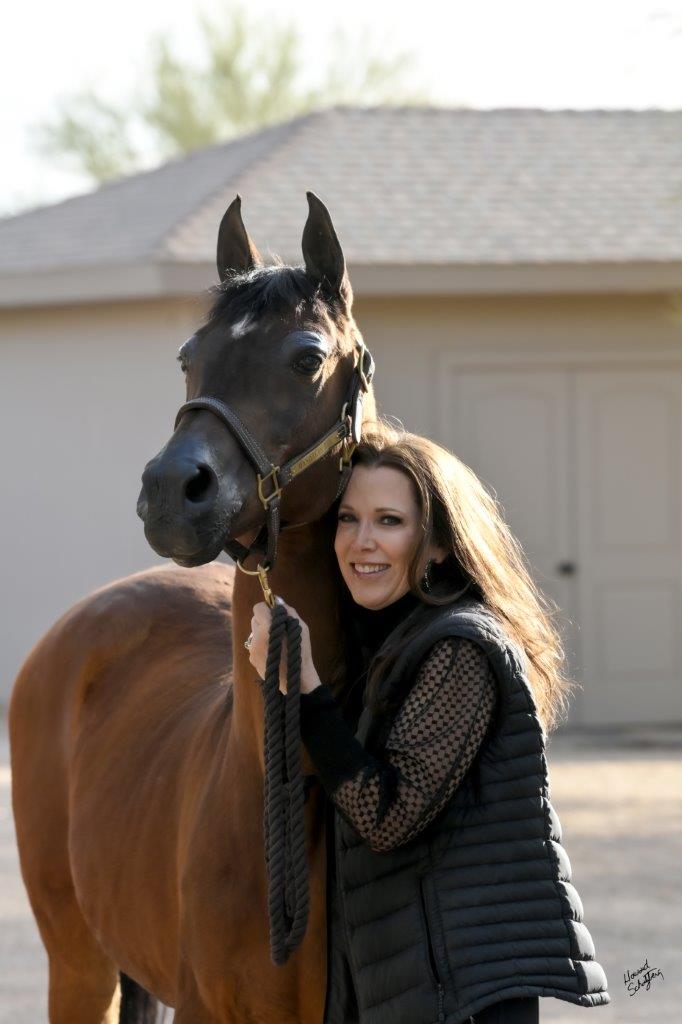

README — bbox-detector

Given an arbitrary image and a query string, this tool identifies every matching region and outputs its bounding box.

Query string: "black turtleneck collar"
[333,588,425,726]
[352,589,423,663]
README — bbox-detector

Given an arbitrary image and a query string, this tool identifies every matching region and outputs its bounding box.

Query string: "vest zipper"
[436,982,445,1023]
[418,876,446,1021]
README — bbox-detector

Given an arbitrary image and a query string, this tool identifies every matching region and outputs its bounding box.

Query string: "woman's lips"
[351,563,390,579]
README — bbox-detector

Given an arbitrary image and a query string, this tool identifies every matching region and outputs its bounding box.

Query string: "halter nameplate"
[283,424,349,481]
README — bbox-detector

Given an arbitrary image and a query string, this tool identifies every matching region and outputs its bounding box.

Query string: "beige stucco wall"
[0,298,202,704]
[2,290,681,705]
[355,292,682,439]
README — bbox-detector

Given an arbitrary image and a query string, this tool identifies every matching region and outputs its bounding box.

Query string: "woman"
[249,426,610,1024]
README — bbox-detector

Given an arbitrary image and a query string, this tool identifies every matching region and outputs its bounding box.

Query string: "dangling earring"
[422,559,434,593]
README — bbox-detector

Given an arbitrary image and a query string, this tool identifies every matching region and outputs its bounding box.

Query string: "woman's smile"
[351,562,390,577]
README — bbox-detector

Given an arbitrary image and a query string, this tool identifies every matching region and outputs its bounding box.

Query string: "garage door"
[441,365,682,727]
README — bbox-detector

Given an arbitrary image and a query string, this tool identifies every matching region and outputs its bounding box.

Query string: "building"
[1,106,681,724]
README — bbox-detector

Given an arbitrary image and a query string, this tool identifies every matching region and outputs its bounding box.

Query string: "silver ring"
[244,632,253,651]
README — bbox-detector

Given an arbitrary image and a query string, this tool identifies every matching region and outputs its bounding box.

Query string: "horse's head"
[137,193,375,567]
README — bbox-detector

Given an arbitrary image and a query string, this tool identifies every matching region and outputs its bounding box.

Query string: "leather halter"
[173,337,375,598]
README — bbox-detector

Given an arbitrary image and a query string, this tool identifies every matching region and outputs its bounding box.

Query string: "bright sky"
[2,0,682,216]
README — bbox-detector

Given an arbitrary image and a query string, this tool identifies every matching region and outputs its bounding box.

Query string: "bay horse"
[9,193,377,1023]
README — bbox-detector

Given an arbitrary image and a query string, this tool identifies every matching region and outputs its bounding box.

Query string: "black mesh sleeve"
[299,637,497,853]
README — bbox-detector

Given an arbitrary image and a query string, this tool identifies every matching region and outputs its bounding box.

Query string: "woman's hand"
[249,599,322,695]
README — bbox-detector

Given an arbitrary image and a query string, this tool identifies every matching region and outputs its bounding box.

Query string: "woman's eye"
[293,351,325,375]
[337,513,401,525]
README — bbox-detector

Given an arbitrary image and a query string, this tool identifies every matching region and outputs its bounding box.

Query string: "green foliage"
[31,92,141,183]
[33,3,429,184]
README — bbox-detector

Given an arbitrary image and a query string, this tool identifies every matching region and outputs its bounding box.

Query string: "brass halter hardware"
[339,433,357,471]
[257,466,283,510]
[236,559,276,608]
[354,337,372,392]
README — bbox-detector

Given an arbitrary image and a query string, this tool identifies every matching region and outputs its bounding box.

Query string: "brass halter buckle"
[354,338,374,393]
[339,436,357,471]
[338,403,356,470]
[257,466,282,510]
[236,559,276,608]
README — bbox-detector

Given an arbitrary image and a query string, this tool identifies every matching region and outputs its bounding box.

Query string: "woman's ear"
[430,544,448,566]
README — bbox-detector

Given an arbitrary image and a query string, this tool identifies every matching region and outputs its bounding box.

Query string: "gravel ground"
[1,717,679,1023]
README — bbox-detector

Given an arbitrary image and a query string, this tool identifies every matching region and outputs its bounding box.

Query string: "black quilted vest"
[326,597,610,1023]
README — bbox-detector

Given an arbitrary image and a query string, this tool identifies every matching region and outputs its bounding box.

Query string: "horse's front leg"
[43,901,120,1023]
[173,963,247,1024]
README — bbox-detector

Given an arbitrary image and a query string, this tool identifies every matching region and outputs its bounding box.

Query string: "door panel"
[442,363,682,727]
[443,369,581,722]
[575,370,682,725]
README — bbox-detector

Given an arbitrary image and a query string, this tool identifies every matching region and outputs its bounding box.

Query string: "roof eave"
[1,259,682,309]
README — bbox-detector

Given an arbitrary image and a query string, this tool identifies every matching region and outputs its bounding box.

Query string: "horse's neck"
[230,519,342,757]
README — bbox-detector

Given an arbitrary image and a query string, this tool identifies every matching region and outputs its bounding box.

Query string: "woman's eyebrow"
[338,504,405,514]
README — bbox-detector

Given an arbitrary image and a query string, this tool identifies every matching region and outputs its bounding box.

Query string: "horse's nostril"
[184,465,216,505]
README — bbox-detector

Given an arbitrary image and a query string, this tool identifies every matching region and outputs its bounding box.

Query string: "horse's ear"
[216,195,262,281]
[302,191,352,307]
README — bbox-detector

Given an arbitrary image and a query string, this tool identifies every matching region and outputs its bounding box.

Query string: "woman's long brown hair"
[343,423,575,734]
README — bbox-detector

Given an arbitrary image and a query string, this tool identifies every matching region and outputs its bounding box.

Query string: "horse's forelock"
[204,264,350,337]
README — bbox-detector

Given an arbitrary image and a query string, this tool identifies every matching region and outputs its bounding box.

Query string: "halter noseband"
[173,337,375,603]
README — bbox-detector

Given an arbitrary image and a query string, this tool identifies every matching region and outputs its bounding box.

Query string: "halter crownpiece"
[173,335,375,602]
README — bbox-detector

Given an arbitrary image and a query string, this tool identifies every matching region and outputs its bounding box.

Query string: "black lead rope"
[261,600,310,965]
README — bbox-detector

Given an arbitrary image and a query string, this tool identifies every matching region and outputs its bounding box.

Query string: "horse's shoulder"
[123,562,234,615]
[31,565,233,678]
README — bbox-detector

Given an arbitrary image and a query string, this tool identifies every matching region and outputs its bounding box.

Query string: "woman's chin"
[354,595,387,610]
[345,580,387,609]
[347,581,406,610]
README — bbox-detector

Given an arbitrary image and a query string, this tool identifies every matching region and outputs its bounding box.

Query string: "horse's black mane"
[204,263,339,327]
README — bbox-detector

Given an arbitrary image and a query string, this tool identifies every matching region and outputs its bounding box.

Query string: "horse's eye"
[293,351,325,376]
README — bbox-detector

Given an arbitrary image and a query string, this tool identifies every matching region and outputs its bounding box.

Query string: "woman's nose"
[353,521,377,549]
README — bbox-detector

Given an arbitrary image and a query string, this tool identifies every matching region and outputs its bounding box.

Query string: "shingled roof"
[2,106,682,305]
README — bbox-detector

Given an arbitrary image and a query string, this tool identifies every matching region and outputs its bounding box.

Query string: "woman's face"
[335,464,444,610]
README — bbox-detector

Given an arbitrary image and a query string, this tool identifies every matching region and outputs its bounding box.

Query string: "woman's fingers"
[248,600,311,695]
[252,601,272,624]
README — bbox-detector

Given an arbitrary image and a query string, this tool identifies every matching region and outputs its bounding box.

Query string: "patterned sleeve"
[299,637,497,853]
